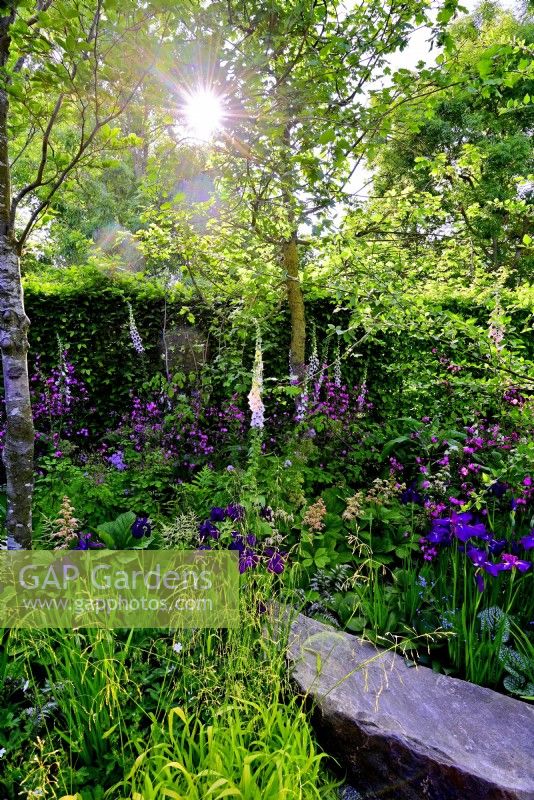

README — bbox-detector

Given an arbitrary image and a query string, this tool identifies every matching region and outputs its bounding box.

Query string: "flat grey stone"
[288,614,534,800]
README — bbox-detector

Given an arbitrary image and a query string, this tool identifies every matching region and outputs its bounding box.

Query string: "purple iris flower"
[455,520,489,542]
[467,546,487,566]
[210,507,226,522]
[520,532,534,550]
[475,573,485,593]
[488,538,507,556]
[226,504,245,521]
[229,532,245,553]
[239,549,258,573]
[500,554,531,573]
[265,547,286,574]
[199,520,220,541]
[467,547,505,579]
[428,512,489,545]
[484,561,505,577]
[131,516,152,539]
[428,519,452,545]
[246,533,257,547]
[74,532,104,550]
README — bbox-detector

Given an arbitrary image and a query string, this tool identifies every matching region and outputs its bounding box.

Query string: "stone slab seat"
[287,614,534,800]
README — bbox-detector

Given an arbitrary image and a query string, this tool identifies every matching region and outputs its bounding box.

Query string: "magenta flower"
[511,497,526,510]
[500,553,531,573]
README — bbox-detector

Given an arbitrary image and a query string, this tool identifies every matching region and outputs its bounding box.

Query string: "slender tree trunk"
[283,232,306,386]
[0,239,33,549]
[0,12,34,549]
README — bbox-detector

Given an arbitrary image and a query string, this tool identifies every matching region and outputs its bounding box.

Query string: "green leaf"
[318,129,335,145]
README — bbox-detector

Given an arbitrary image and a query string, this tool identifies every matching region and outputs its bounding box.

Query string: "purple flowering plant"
[195,501,288,576]
[0,350,92,459]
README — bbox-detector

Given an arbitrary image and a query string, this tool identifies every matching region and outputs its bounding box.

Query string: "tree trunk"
[0,238,34,549]
[0,12,34,549]
[283,233,306,386]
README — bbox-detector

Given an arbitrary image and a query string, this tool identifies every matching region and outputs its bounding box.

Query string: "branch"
[10,93,64,221]
[26,0,54,28]
[16,71,150,250]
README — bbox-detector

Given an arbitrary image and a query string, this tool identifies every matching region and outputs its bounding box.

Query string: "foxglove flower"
[333,343,342,388]
[127,302,145,354]
[488,322,505,351]
[248,331,265,429]
[307,328,320,382]
[295,385,309,422]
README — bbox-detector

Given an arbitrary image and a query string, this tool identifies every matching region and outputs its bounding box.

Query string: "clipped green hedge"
[24,266,209,426]
[20,266,534,430]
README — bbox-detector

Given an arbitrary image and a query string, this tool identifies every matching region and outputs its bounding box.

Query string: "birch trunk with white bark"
[0,11,34,549]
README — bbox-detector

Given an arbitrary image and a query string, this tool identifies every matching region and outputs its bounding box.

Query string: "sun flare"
[182,89,225,142]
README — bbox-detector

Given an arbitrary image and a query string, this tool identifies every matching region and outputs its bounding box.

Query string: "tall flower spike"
[488,302,505,352]
[295,374,308,421]
[127,302,145,354]
[317,339,329,392]
[334,342,341,388]
[56,334,72,404]
[308,324,319,381]
[248,327,265,429]
[50,496,80,549]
